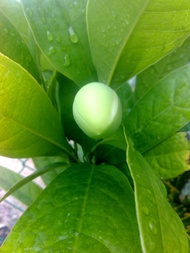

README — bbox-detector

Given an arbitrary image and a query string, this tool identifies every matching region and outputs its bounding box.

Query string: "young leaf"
[87,0,190,88]
[135,37,190,101]
[0,166,42,206]
[125,65,190,153]
[1,164,142,253]
[127,141,189,253]
[20,0,97,86]
[144,132,190,179]
[0,53,72,158]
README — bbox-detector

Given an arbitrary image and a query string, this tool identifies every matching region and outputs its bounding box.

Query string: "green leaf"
[21,0,97,86]
[87,0,190,88]
[144,132,190,179]
[0,0,29,44]
[181,122,190,132]
[0,162,66,203]
[125,65,190,153]
[0,166,42,206]
[0,8,40,82]
[94,145,126,165]
[0,0,54,76]
[1,164,142,253]
[33,156,68,185]
[0,53,72,158]
[117,82,134,123]
[127,141,189,253]
[135,37,190,101]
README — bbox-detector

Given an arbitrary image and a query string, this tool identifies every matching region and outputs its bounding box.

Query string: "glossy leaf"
[0,166,42,206]
[125,65,190,153]
[1,164,142,253]
[0,8,40,82]
[144,132,190,179]
[135,37,190,101]
[21,0,97,86]
[127,142,189,253]
[87,0,190,88]
[0,53,72,158]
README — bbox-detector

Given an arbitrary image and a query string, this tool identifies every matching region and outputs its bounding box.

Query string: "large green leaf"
[87,0,190,88]
[1,164,142,252]
[127,141,189,252]
[135,37,190,101]
[125,65,190,153]
[144,132,190,179]
[20,0,97,86]
[0,53,72,158]
[0,8,40,82]
[0,166,42,206]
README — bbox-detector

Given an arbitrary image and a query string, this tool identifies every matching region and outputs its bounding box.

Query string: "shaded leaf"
[87,0,190,88]
[0,53,72,158]
[117,82,135,123]
[0,166,42,206]
[144,132,190,179]
[21,0,97,86]
[125,65,190,153]
[1,164,142,253]
[127,140,189,253]
[135,37,190,101]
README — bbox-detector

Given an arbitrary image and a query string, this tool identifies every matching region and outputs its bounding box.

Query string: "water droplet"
[48,46,56,56]
[149,222,158,235]
[142,206,149,215]
[56,36,62,43]
[68,26,78,43]
[46,31,54,41]
[63,54,70,67]
[74,231,79,237]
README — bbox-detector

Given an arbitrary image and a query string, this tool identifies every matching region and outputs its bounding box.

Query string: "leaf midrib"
[0,113,69,154]
[107,0,151,85]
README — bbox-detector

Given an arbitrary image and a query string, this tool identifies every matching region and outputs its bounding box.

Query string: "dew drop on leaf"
[46,31,54,41]
[63,54,70,67]
[68,26,79,44]
[142,206,149,215]
[48,46,56,56]
[149,221,158,235]
[56,36,62,43]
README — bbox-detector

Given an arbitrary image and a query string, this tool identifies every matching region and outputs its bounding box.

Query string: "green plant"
[0,0,190,252]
